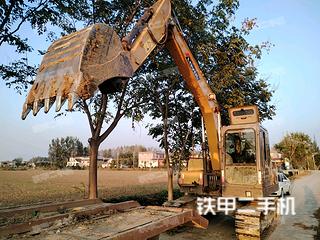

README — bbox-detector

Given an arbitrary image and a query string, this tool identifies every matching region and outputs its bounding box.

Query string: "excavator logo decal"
[186,53,200,81]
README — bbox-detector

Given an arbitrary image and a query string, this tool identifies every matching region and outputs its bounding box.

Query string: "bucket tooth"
[44,98,55,113]
[33,100,43,116]
[21,103,31,120]
[67,93,78,111]
[55,96,66,112]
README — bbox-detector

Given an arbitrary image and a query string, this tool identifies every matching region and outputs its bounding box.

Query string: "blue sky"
[0,0,319,161]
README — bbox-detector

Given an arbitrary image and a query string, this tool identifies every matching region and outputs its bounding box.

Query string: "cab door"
[260,128,278,196]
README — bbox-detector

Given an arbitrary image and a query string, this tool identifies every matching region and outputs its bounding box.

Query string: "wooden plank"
[187,212,209,229]
[0,201,140,237]
[145,206,184,213]
[1,202,208,239]
[0,213,69,236]
[39,206,208,239]
[0,198,103,218]
[73,201,141,218]
[144,206,208,229]
[105,210,193,239]
[104,209,208,239]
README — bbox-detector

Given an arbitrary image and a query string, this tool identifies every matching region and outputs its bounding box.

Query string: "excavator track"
[235,207,262,239]
[235,199,277,240]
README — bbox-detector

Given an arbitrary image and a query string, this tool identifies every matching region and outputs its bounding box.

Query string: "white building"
[101,158,113,168]
[66,157,112,168]
[270,148,290,169]
[138,152,165,168]
[67,157,90,168]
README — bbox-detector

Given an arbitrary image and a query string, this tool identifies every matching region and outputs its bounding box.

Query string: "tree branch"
[121,0,141,37]
[99,111,125,144]
[98,82,129,144]
[94,93,107,139]
[116,81,129,115]
[0,0,15,32]
[0,0,48,46]
[123,100,146,114]
[81,99,95,135]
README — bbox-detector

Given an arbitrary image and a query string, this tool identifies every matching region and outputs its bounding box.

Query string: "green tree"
[12,157,23,167]
[146,75,202,169]
[102,149,113,158]
[314,154,320,169]
[48,136,86,168]
[311,138,320,169]
[275,132,317,170]
[102,145,148,168]
[0,0,90,93]
[29,156,49,167]
[142,72,202,200]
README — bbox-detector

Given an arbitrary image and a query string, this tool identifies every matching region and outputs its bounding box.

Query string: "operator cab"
[221,106,278,198]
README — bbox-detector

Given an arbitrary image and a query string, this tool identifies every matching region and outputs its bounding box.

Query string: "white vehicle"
[272,172,291,197]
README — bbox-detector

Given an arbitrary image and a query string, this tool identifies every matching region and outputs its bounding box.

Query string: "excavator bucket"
[22,23,133,120]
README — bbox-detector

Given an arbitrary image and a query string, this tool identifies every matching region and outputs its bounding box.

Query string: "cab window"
[225,129,256,164]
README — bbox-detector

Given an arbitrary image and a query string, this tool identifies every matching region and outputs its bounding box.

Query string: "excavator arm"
[22,0,221,171]
[166,25,221,171]
[121,0,220,171]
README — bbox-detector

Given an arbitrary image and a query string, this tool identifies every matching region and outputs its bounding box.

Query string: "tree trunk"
[167,162,174,201]
[89,140,99,199]
[164,133,173,201]
[164,140,173,201]
[163,93,173,201]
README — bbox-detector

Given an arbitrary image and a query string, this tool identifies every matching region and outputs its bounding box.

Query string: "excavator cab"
[179,106,278,198]
[221,106,278,198]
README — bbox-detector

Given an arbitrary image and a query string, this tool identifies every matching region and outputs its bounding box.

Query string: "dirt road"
[161,171,320,240]
[269,171,320,240]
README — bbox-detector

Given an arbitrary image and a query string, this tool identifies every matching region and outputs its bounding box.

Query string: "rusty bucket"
[22,23,133,119]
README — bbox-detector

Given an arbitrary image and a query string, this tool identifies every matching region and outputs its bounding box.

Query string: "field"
[0,169,172,207]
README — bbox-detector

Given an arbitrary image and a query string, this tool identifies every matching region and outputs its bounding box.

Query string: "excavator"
[21,0,278,238]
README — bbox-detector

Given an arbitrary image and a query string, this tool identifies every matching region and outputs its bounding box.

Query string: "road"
[161,171,320,240]
[269,171,320,240]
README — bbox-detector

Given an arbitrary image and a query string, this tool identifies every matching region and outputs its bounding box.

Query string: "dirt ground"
[0,169,171,207]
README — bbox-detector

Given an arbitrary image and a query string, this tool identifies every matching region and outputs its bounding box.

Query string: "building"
[66,156,112,168]
[67,157,90,168]
[101,158,113,168]
[138,152,165,168]
[270,148,290,169]
[0,161,16,168]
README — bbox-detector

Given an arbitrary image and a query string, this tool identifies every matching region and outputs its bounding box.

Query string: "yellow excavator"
[22,0,278,238]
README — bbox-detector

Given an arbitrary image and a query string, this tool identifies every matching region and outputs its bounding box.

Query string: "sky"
[0,0,319,161]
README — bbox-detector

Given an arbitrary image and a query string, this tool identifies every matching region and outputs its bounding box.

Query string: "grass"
[104,188,183,206]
